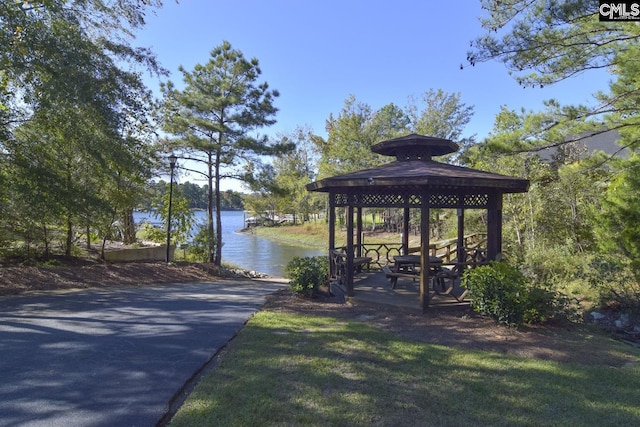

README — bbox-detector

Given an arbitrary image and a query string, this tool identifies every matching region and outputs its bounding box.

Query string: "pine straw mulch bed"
[0,261,224,296]
[262,288,640,368]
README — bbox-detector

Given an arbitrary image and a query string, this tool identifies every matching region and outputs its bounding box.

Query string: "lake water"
[134,210,324,277]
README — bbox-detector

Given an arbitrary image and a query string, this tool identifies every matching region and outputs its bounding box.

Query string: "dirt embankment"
[0,261,224,296]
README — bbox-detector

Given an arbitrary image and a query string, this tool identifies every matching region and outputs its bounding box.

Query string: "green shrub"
[522,284,562,324]
[463,262,527,325]
[462,262,565,326]
[519,245,597,307]
[190,224,217,262]
[285,256,329,296]
[137,222,165,243]
[521,244,587,284]
[587,255,640,316]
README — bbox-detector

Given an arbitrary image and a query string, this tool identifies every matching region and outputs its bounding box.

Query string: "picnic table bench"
[382,265,418,288]
[330,249,372,284]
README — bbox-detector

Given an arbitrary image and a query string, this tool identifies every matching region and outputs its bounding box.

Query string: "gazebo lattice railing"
[331,190,492,209]
[330,232,488,284]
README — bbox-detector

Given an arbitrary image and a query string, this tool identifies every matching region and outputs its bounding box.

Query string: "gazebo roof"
[307,134,529,193]
[371,133,458,158]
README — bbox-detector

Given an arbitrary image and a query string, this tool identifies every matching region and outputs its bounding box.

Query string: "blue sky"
[135,0,611,188]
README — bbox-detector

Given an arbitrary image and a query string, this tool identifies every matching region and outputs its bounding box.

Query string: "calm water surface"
[134,210,324,277]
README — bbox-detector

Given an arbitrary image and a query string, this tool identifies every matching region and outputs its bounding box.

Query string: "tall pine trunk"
[207,151,215,263]
[214,150,223,266]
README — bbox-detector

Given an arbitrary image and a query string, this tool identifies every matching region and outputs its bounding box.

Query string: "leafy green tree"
[597,154,640,278]
[407,89,475,154]
[405,89,476,234]
[157,184,195,247]
[11,102,156,256]
[181,182,206,209]
[466,144,538,258]
[539,161,606,252]
[221,190,244,210]
[268,127,320,223]
[138,181,244,212]
[467,1,640,285]
[467,106,608,259]
[468,1,634,88]
[467,1,639,154]
[312,97,408,228]
[138,181,166,212]
[160,41,290,264]
[310,91,475,232]
[0,0,162,136]
[595,39,640,278]
[367,103,412,145]
[317,90,474,179]
[0,0,161,257]
[318,95,406,178]
[243,164,281,220]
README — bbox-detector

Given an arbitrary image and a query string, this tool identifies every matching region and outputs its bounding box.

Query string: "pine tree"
[160,41,289,264]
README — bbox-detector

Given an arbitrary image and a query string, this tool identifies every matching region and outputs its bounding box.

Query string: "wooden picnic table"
[393,255,442,272]
[383,255,443,288]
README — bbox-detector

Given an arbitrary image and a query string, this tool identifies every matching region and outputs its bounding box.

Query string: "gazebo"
[306,134,530,309]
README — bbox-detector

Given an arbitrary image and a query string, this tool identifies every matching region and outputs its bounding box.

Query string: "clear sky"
[135,0,611,188]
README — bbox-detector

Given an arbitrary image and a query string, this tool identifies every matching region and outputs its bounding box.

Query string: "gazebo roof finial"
[371,133,458,161]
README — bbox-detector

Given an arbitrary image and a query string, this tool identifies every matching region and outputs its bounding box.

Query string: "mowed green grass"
[252,222,330,249]
[252,222,421,253]
[169,311,640,426]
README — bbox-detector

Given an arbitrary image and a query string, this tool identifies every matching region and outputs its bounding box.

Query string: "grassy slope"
[170,311,640,426]
[251,222,420,251]
[250,222,329,250]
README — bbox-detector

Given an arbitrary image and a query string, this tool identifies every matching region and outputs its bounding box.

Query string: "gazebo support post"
[356,206,363,258]
[328,200,336,250]
[402,207,410,255]
[419,199,431,310]
[328,198,336,281]
[457,208,465,263]
[346,204,355,296]
[486,193,502,261]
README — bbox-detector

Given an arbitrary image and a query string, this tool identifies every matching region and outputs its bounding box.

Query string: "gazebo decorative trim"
[328,191,493,209]
[307,160,530,193]
[306,134,530,309]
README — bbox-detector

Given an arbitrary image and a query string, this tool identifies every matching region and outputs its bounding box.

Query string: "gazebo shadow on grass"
[351,271,471,311]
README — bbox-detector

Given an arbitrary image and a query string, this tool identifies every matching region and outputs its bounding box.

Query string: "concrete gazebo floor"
[351,271,471,311]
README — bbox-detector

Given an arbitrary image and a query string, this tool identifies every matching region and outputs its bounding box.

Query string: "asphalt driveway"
[0,279,286,427]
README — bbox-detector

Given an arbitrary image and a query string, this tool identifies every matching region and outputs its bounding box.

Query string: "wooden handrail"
[356,232,487,267]
[406,233,487,263]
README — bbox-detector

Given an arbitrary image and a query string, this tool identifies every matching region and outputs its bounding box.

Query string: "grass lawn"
[169,311,640,426]
[251,222,330,250]
[251,222,421,252]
